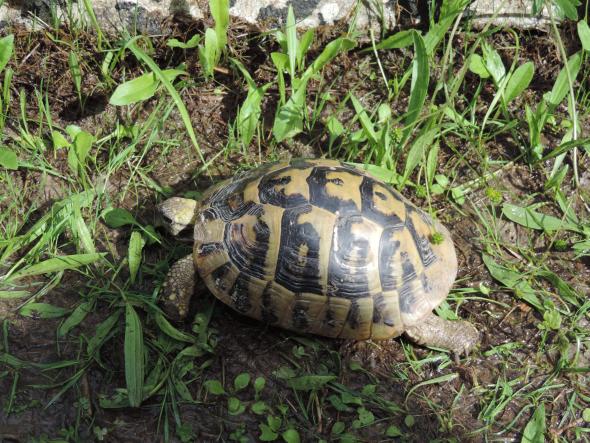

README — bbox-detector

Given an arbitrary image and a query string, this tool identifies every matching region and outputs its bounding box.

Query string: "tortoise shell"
[192,159,457,340]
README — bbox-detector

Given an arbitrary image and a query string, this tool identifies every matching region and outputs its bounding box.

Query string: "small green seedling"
[271,6,355,142]
[198,0,229,78]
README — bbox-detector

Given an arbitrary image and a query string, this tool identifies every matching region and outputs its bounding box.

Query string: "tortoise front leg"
[161,254,196,320]
[404,312,479,356]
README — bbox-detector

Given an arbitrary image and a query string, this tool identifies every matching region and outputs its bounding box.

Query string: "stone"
[227,0,398,30]
[467,0,559,29]
[0,0,576,34]
[1,0,402,33]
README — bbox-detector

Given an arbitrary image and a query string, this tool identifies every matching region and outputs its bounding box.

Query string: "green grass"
[1,0,590,442]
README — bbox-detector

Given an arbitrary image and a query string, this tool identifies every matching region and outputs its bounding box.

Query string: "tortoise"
[158,159,479,355]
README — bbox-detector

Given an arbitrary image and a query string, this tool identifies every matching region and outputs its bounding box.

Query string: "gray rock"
[227,0,398,30]
[0,0,573,34]
[0,0,401,33]
[467,0,558,29]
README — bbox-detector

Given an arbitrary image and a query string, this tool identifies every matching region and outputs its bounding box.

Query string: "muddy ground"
[1,13,590,443]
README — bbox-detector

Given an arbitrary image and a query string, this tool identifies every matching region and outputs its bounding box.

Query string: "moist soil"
[1,16,589,443]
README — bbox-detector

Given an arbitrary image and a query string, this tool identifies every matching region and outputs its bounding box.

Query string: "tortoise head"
[158,197,199,236]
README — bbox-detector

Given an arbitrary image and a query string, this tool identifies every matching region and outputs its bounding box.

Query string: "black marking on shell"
[323,307,337,329]
[420,273,432,293]
[399,283,416,314]
[210,263,233,293]
[260,282,279,324]
[200,207,219,222]
[258,170,308,208]
[383,318,395,327]
[401,251,417,282]
[224,204,269,280]
[230,272,252,313]
[275,205,323,295]
[345,300,360,329]
[307,166,360,215]
[378,228,401,291]
[372,294,396,328]
[291,300,310,331]
[208,178,255,222]
[359,176,404,227]
[328,214,370,299]
[372,293,385,323]
[290,158,315,169]
[405,204,438,268]
[197,242,223,257]
[399,252,417,314]
[206,164,279,221]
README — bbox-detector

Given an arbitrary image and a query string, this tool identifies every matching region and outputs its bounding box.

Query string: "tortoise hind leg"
[404,312,479,356]
[161,254,196,320]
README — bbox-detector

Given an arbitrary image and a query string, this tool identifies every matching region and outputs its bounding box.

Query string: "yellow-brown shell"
[192,159,457,340]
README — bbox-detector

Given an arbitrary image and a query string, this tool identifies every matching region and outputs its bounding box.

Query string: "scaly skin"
[161,254,196,320]
[404,312,479,355]
[158,197,198,235]
[158,197,200,319]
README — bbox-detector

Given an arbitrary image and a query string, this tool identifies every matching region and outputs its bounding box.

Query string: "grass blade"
[68,51,82,103]
[125,304,144,407]
[0,147,18,170]
[482,255,542,311]
[19,303,70,319]
[71,201,96,254]
[522,403,546,443]
[128,231,146,284]
[274,36,354,142]
[102,207,137,228]
[232,58,271,146]
[502,203,582,233]
[199,28,219,78]
[349,163,400,184]
[6,253,105,282]
[58,298,96,337]
[546,51,581,107]
[370,30,413,51]
[0,35,14,73]
[423,0,468,55]
[287,375,336,391]
[210,0,229,48]
[302,37,356,84]
[402,128,437,184]
[126,38,205,163]
[154,313,195,343]
[286,6,298,79]
[0,290,30,299]
[406,373,458,402]
[578,20,590,51]
[273,86,306,142]
[350,94,378,145]
[87,310,121,356]
[297,29,314,69]
[80,0,104,50]
[109,69,186,106]
[403,31,429,138]
[482,42,506,85]
[167,35,200,49]
[504,62,534,104]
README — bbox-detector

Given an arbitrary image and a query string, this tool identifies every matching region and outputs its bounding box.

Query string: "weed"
[198,0,229,78]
